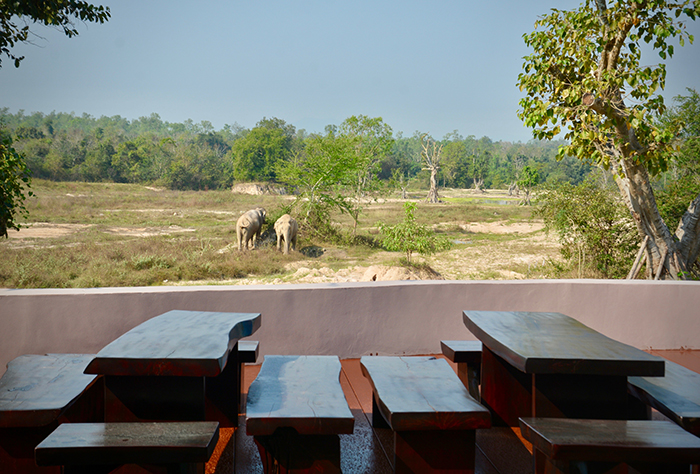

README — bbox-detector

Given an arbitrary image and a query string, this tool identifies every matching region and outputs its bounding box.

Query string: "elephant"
[274,214,298,255]
[236,207,266,251]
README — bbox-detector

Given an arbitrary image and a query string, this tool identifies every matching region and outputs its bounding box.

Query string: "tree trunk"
[614,155,700,279]
[426,167,439,203]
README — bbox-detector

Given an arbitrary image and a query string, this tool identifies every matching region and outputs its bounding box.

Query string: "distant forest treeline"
[1,109,594,191]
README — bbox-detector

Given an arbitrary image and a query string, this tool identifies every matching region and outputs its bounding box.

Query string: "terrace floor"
[206,350,700,474]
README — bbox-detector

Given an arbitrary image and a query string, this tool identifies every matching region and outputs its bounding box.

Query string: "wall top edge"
[0,278,696,297]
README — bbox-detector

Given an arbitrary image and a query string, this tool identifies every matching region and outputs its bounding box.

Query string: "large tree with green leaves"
[1,130,32,237]
[338,115,394,233]
[518,0,700,279]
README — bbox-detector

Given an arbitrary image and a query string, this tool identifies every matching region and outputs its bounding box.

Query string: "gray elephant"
[274,214,298,255]
[236,207,266,251]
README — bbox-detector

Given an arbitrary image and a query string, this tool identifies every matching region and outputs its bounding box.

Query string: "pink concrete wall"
[1,280,698,376]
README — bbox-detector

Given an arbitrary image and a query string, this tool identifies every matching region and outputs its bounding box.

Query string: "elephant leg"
[244,230,252,251]
[237,229,243,251]
[282,233,289,255]
[276,234,282,251]
[291,235,297,252]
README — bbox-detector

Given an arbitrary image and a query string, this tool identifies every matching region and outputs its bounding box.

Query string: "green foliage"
[517,165,540,205]
[656,175,700,228]
[0,0,110,68]
[277,116,393,238]
[3,108,598,193]
[517,0,698,175]
[0,129,33,237]
[535,181,638,278]
[230,118,294,182]
[277,131,358,235]
[654,89,700,228]
[338,115,394,231]
[379,202,451,262]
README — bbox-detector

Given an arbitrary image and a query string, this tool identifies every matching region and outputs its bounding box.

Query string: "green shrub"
[379,202,451,262]
[535,181,638,278]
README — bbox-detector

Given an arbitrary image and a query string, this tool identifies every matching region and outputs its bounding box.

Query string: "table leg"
[480,346,533,426]
[532,374,629,420]
[481,346,633,426]
[205,349,240,427]
[104,375,205,422]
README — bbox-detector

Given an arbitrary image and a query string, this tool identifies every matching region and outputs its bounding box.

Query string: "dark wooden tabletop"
[85,310,261,377]
[463,311,664,376]
[246,355,355,436]
[0,353,99,428]
[35,421,220,466]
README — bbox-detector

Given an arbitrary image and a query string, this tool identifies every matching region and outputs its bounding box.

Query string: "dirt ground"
[6,216,560,285]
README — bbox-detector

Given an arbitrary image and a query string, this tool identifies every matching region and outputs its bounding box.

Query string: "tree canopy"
[518,0,700,279]
[0,0,110,68]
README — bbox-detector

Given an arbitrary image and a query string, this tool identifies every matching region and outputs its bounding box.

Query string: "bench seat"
[0,353,103,473]
[360,356,491,473]
[440,340,482,399]
[35,421,219,474]
[628,359,700,436]
[519,417,700,474]
[246,355,354,473]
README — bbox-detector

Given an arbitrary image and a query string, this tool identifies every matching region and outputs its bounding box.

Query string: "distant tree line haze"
[0,110,594,193]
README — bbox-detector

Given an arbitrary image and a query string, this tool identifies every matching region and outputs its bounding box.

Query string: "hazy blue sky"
[2,1,699,142]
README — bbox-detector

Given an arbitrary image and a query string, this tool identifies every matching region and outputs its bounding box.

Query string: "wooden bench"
[519,417,700,474]
[440,340,482,400]
[628,358,700,436]
[35,421,219,474]
[236,340,259,413]
[360,356,491,473]
[0,353,104,474]
[246,355,354,473]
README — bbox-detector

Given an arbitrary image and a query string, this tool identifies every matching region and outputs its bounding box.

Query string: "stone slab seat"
[519,417,700,474]
[34,421,219,474]
[0,353,104,474]
[628,358,700,436]
[360,356,491,474]
[440,340,482,400]
[246,355,354,474]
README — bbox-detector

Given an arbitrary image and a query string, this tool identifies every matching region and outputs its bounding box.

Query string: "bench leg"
[0,425,61,474]
[371,393,390,429]
[394,429,476,473]
[457,362,481,401]
[0,380,103,474]
[253,428,341,473]
[535,451,626,474]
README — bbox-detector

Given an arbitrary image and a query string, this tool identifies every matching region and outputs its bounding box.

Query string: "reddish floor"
[206,350,700,474]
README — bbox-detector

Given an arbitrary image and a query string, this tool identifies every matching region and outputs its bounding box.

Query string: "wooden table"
[463,311,664,426]
[85,310,261,427]
[0,354,104,473]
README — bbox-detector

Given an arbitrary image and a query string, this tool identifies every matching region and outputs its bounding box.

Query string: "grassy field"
[0,181,561,288]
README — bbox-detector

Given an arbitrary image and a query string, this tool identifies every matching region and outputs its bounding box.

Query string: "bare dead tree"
[421,134,443,203]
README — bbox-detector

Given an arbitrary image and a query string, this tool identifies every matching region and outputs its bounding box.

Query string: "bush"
[379,202,451,262]
[535,181,638,278]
